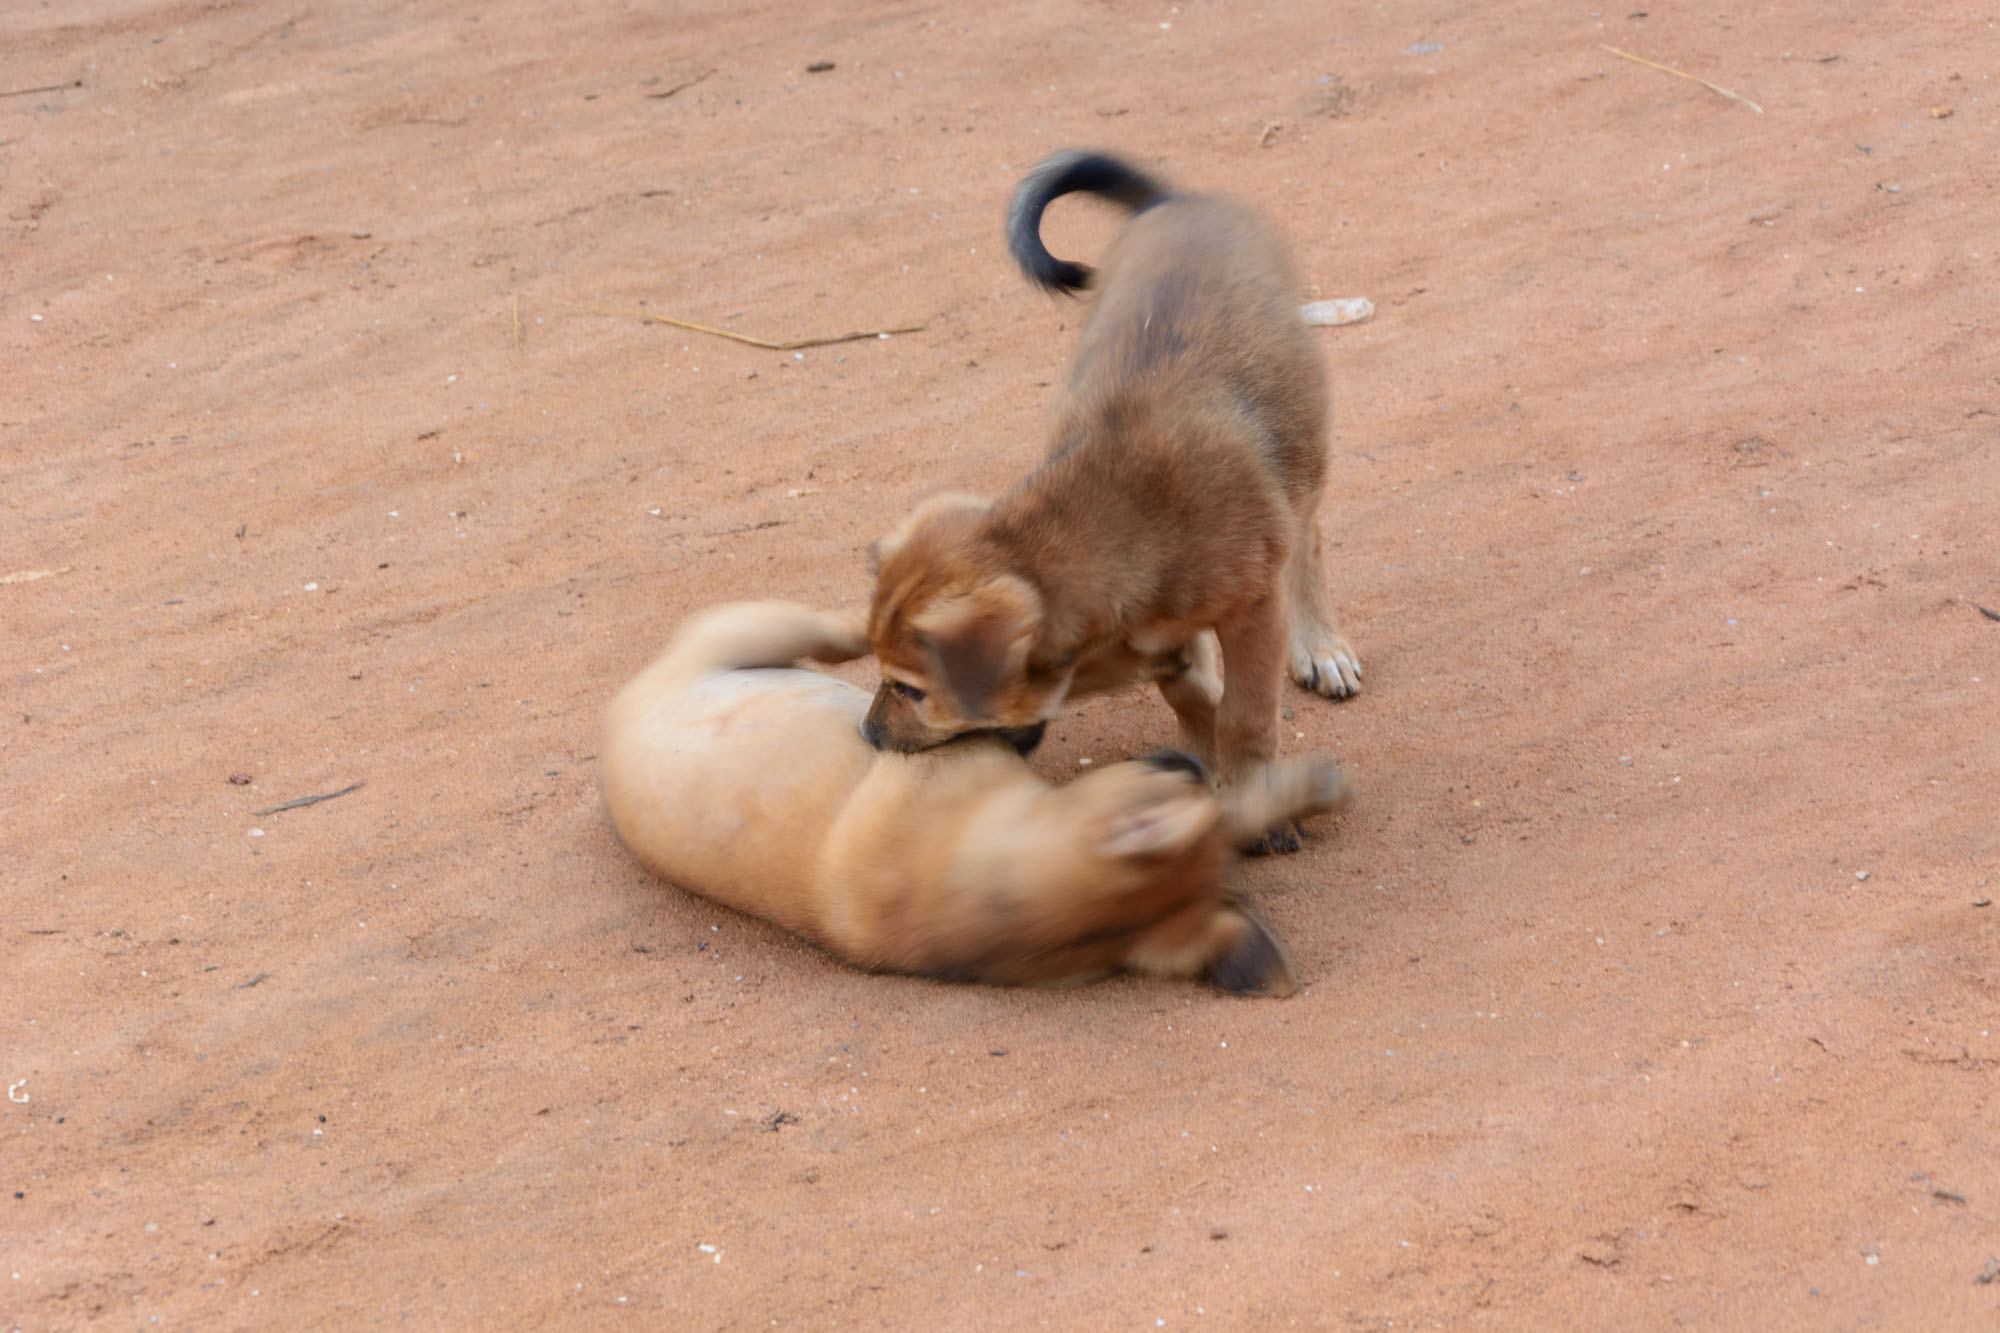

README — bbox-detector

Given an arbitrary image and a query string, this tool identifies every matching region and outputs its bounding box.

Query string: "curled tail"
[1006,149,1172,294]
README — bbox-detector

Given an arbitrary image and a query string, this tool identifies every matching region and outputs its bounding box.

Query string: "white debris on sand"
[1300,297,1374,327]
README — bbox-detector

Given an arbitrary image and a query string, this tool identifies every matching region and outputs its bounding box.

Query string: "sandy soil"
[5,0,1998,1326]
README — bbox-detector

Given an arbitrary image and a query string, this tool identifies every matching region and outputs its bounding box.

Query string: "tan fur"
[601,602,1352,993]
[865,162,1360,832]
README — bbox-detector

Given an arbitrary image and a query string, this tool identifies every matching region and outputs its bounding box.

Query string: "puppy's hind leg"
[1123,898,1297,998]
[1284,512,1362,699]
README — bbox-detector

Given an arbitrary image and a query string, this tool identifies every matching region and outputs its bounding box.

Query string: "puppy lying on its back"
[601,601,1350,994]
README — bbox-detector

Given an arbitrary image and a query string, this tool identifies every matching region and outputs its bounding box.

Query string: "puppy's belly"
[602,669,875,941]
[1127,621,1199,657]
[1065,629,1194,699]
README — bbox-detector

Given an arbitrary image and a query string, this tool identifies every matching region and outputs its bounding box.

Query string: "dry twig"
[1,80,81,99]
[646,68,716,100]
[1600,45,1763,114]
[583,303,925,350]
[1,567,70,585]
[255,782,364,817]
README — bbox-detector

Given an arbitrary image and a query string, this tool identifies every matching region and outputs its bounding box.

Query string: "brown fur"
[601,602,1352,993]
[864,153,1360,827]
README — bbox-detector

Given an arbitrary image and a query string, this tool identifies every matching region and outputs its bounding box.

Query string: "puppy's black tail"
[1006,150,1172,294]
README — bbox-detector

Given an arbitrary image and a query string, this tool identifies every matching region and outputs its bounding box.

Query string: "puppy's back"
[1069,194,1326,488]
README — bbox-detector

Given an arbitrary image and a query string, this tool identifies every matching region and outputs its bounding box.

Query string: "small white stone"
[1300,297,1373,327]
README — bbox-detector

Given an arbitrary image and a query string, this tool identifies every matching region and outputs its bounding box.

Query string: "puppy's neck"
[985,489,1137,665]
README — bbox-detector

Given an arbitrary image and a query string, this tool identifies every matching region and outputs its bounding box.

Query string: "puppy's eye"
[890,679,927,703]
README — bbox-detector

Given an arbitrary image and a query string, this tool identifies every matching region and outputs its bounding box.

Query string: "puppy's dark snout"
[861,681,913,752]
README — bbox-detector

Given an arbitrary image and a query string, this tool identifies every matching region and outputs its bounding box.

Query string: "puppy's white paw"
[1289,633,1362,699]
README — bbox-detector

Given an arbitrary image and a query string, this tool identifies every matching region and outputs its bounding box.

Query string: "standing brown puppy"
[864,150,1359,848]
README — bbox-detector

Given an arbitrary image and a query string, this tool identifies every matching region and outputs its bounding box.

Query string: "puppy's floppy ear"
[868,491,992,577]
[866,524,915,580]
[1097,791,1221,860]
[911,575,1041,721]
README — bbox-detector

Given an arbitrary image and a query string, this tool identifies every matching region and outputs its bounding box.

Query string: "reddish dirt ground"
[5,1,1998,1327]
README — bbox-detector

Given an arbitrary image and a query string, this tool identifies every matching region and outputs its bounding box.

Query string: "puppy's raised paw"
[1289,627,1362,699]
[1220,756,1348,852]
[1297,757,1355,818]
[808,610,873,665]
[1242,821,1304,857]
[1207,908,1297,997]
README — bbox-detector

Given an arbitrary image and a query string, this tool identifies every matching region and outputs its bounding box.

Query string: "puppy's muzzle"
[861,679,940,753]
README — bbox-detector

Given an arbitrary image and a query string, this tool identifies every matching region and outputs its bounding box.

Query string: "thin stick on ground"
[0,80,82,99]
[581,303,926,351]
[255,782,364,817]
[645,68,716,100]
[511,294,523,350]
[702,519,788,538]
[1599,45,1764,114]
[1,566,71,585]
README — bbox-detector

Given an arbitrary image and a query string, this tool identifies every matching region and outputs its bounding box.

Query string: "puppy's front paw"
[1289,627,1361,699]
